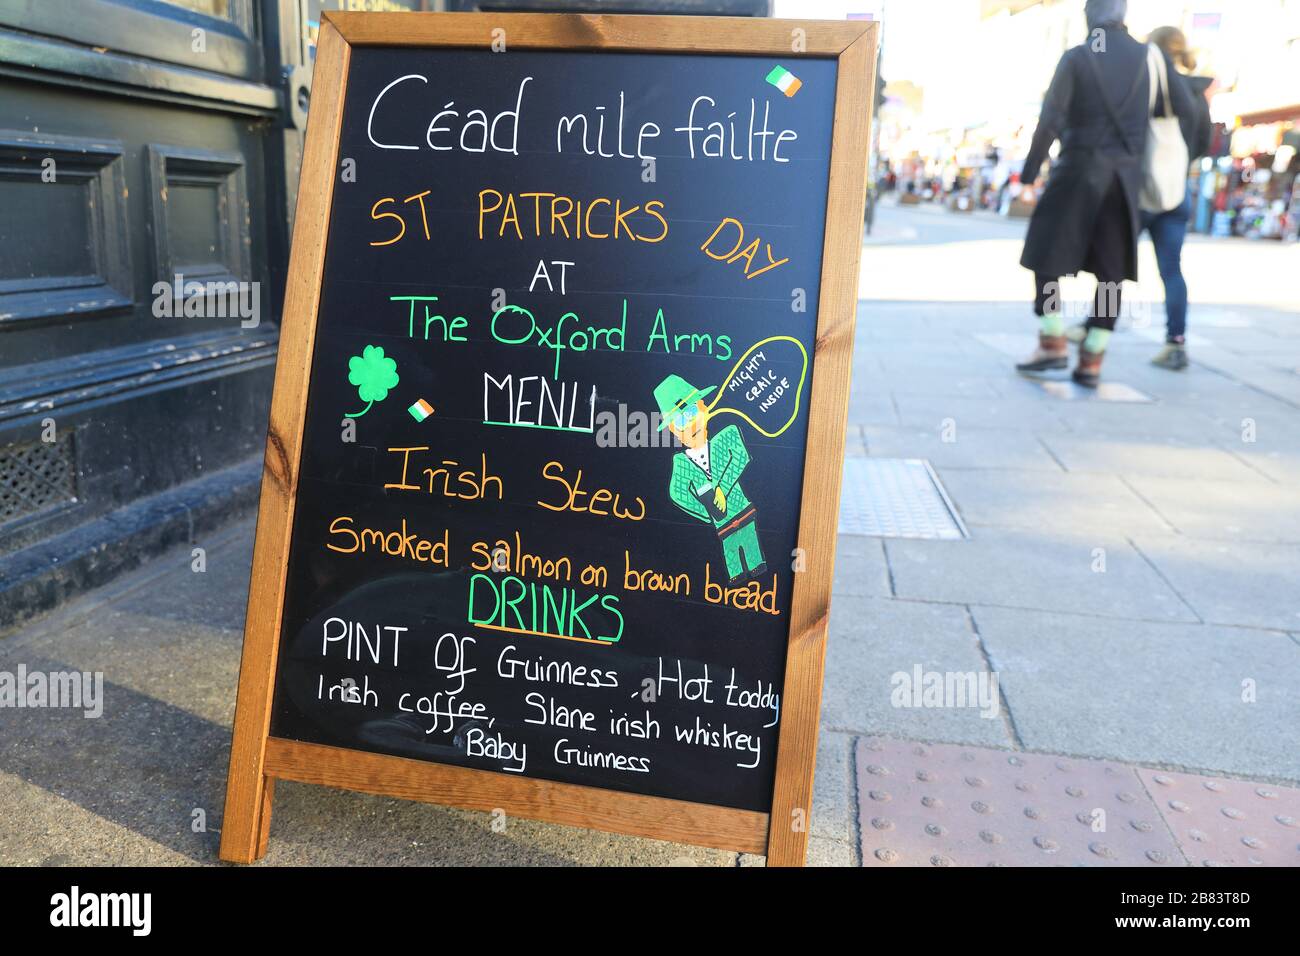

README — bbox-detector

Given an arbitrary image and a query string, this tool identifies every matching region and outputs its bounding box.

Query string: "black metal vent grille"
[0,437,77,526]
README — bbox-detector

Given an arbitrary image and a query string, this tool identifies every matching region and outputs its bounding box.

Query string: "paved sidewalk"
[823,201,1300,866]
[1,202,1296,866]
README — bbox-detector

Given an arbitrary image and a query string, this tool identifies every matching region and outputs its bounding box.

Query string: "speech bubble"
[706,335,809,438]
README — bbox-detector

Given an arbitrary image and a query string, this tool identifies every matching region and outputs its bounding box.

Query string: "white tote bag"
[1140,43,1189,213]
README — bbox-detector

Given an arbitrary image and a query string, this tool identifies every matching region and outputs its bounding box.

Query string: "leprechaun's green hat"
[653,374,716,431]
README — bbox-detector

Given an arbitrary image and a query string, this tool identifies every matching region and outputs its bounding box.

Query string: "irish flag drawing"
[407,398,434,422]
[766,65,802,97]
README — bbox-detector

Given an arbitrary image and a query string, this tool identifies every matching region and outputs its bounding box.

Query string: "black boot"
[1072,346,1105,388]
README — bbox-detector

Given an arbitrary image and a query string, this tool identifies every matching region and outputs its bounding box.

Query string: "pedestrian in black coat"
[1014,0,1194,387]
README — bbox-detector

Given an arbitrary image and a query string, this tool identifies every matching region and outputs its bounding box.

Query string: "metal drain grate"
[0,437,77,525]
[839,457,967,540]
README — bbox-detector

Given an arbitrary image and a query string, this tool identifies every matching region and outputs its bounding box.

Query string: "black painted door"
[0,0,308,625]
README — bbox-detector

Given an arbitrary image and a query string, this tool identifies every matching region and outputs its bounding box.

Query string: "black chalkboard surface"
[267,46,835,813]
[221,13,874,866]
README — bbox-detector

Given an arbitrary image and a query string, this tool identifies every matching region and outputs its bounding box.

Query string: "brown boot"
[1073,346,1105,388]
[1015,333,1069,372]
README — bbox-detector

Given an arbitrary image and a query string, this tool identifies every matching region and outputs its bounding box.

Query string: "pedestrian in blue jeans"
[1142,192,1192,370]
[1143,26,1211,371]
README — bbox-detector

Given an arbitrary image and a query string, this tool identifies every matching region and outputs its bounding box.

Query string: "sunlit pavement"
[0,200,1296,867]
[825,199,1300,866]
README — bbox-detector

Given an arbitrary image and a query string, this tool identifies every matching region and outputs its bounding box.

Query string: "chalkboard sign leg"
[255,778,276,858]
[219,687,279,863]
[220,767,275,864]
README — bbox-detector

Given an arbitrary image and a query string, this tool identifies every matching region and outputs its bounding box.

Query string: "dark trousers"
[1033,179,1129,332]
[1140,194,1191,342]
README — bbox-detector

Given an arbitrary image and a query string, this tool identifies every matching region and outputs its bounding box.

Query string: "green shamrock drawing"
[345,344,399,418]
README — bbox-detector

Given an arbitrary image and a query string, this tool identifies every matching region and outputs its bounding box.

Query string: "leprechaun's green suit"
[668,423,766,582]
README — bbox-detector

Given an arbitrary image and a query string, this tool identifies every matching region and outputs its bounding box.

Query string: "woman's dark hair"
[1149,26,1197,72]
[1085,0,1127,29]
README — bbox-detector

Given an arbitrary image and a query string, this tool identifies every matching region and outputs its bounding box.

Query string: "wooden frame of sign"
[220,10,876,867]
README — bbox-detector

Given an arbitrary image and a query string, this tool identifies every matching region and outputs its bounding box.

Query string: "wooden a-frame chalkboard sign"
[220,10,875,866]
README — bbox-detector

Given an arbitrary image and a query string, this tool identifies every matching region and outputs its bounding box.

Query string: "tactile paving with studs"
[856,737,1184,867]
[1136,768,1300,867]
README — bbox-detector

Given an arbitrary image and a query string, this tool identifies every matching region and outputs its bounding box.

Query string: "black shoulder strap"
[1083,46,1148,155]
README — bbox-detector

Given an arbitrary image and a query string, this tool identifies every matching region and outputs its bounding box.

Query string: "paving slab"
[842,424,869,458]
[1176,424,1290,466]
[1013,378,1155,404]
[881,377,1006,399]
[823,596,1011,747]
[934,468,1174,536]
[1193,392,1300,430]
[1049,401,1230,444]
[868,343,1003,366]
[1204,342,1300,364]
[893,394,1067,432]
[972,331,1052,359]
[1107,363,1256,403]
[811,730,857,847]
[1227,445,1300,485]
[1195,355,1300,407]
[1189,407,1300,463]
[971,605,1300,783]
[832,534,893,599]
[1137,769,1300,867]
[886,529,1198,623]
[865,350,1008,378]
[855,736,1183,867]
[1133,536,1300,632]
[1123,474,1300,543]
[846,388,899,426]
[1038,435,1267,483]
[863,424,1063,472]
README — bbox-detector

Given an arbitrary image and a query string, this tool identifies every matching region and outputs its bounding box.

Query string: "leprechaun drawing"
[654,373,767,583]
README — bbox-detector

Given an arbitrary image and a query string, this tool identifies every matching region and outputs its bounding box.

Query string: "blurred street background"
[843,0,1299,246]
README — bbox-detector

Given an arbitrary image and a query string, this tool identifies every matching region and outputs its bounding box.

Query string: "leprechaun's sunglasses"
[668,403,704,430]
